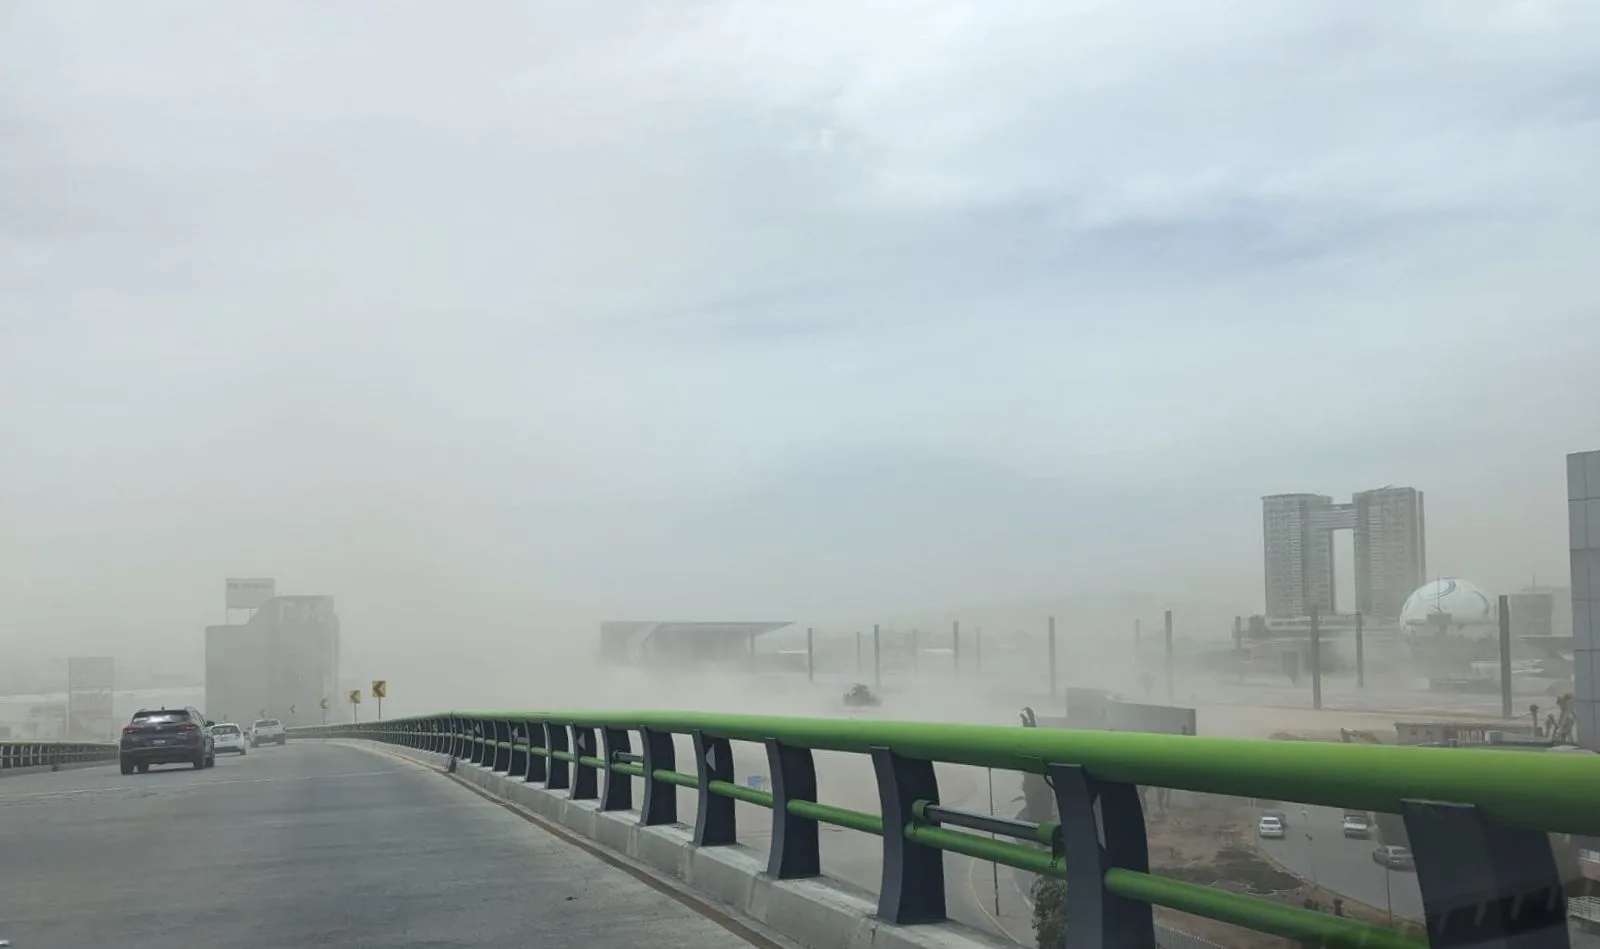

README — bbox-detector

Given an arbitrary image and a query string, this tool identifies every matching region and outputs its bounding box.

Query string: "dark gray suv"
[119,706,215,774]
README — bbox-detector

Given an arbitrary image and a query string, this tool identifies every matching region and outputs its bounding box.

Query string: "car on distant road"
[1257,814,1286,839]
[1372,844,1416,871]
[211,722,248,756]
[120,707,215,774]
[1342,811,1371,838]
[252,718,286,747]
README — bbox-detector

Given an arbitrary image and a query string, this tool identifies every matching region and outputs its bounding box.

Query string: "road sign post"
[319,696,330,725]
[371,680,387,720]
[348,689,362,723]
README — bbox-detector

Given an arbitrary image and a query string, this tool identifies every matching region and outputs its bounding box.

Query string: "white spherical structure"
[1399,578,1498,636]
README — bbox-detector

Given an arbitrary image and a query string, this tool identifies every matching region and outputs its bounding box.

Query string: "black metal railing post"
[1402,799,1571,948]
[692,729,736,846]
[508,721,529,777]
[523,719,547,783]
[1050,763,1154,949]
[544,721,571,791]
[489,719,508,772]
[570,725,599,801]
[600,727,633,811]
[765,738,821,879]
[469,718,487,766]
[870,746,945,924]
[639,727,678,826]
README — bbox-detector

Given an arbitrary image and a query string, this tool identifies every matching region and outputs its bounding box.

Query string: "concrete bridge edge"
[331,739,1020,949]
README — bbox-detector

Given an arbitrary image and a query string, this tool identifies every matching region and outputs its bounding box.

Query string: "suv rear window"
[254,720,280,727]
[132,711,190,724]
[213,725,240,735]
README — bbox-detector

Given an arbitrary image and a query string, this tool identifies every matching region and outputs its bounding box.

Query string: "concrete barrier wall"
[350,740,1015,949]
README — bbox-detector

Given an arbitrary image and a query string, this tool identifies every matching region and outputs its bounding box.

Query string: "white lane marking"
[0,769,404,802]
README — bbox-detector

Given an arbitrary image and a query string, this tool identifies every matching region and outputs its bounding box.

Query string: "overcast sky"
[3,2,1598,666]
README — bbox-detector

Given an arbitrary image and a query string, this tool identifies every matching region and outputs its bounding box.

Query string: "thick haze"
[3,2,1598,671]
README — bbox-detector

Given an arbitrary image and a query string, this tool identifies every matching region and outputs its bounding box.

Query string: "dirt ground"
[1143,794,1424,948]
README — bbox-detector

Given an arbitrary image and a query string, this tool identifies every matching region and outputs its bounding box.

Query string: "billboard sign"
[67,656,115,740]
[225,577,276,611]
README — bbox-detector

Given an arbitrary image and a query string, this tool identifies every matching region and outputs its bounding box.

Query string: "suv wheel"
[192,752,205,770]
[120,760,134,776]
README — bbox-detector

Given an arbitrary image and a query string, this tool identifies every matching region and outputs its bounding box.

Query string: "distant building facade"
[1263,486,1426,620]
[1569,451,1600,750]
[206,595,339,728]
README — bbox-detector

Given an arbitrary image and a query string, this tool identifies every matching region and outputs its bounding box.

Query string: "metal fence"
[292,710,1600,949]
[0,740,118,772]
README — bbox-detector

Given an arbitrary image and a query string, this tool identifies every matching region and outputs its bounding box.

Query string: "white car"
[252,718,286,747]
[211,722,248,756]
[1257,815,1285,839]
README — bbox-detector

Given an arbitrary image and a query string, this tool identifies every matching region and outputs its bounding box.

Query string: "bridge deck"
[0,742,772,949]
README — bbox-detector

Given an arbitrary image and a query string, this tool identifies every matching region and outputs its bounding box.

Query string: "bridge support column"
[600,727,632,811]
[871,746,945,925]
[1050,764,1154,949]
[1402,799,1571,948]
[522,719,547,784]
[692,730,736,846]
[765,739,820,879]
[544,722,570,791]
[639,728,678,826]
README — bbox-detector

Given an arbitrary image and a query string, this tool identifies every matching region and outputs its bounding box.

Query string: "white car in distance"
[252,718,286,747]
[212,722,248,756]
[1257,814,1286,839]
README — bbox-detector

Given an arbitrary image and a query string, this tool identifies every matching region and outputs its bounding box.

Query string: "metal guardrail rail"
[292,712,1600,949]
[0,740,118,772]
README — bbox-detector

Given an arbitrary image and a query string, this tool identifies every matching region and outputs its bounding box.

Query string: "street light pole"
[987,767,1000,917]
[1385,865,1393,927]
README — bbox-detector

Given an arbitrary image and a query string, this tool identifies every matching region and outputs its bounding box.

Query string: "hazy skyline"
[4,2,1598,666]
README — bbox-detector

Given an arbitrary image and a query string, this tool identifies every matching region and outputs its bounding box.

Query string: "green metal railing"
[291,712,1598,949]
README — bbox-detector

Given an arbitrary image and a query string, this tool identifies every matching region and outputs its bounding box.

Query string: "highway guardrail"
[1,740,119,772]
[292,712,1599,949]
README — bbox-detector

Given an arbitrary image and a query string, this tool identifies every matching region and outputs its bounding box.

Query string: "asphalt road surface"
[0,742,771,949]
[1254,805,1425,922]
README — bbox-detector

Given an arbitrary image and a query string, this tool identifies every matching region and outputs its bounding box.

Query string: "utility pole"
[872,624,882,690]
[806,627,815,684]
[1355,612,1365,688]
[1047,615,1059,696]
[952,620,961,674]
[1309,606,1323,711]
[1498,595,1513,719]
[1163,610,1175,702]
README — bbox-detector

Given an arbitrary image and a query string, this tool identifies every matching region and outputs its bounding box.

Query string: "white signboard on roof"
[225,577,276,611]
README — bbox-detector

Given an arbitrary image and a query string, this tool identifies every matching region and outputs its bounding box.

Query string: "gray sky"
[3,1,1598,665]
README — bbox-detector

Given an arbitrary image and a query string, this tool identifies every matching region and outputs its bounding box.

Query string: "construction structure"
[597,621,793,670]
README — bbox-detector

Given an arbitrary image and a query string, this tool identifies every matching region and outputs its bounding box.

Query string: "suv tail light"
[179,723,199,732]
[122,725,137,734]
